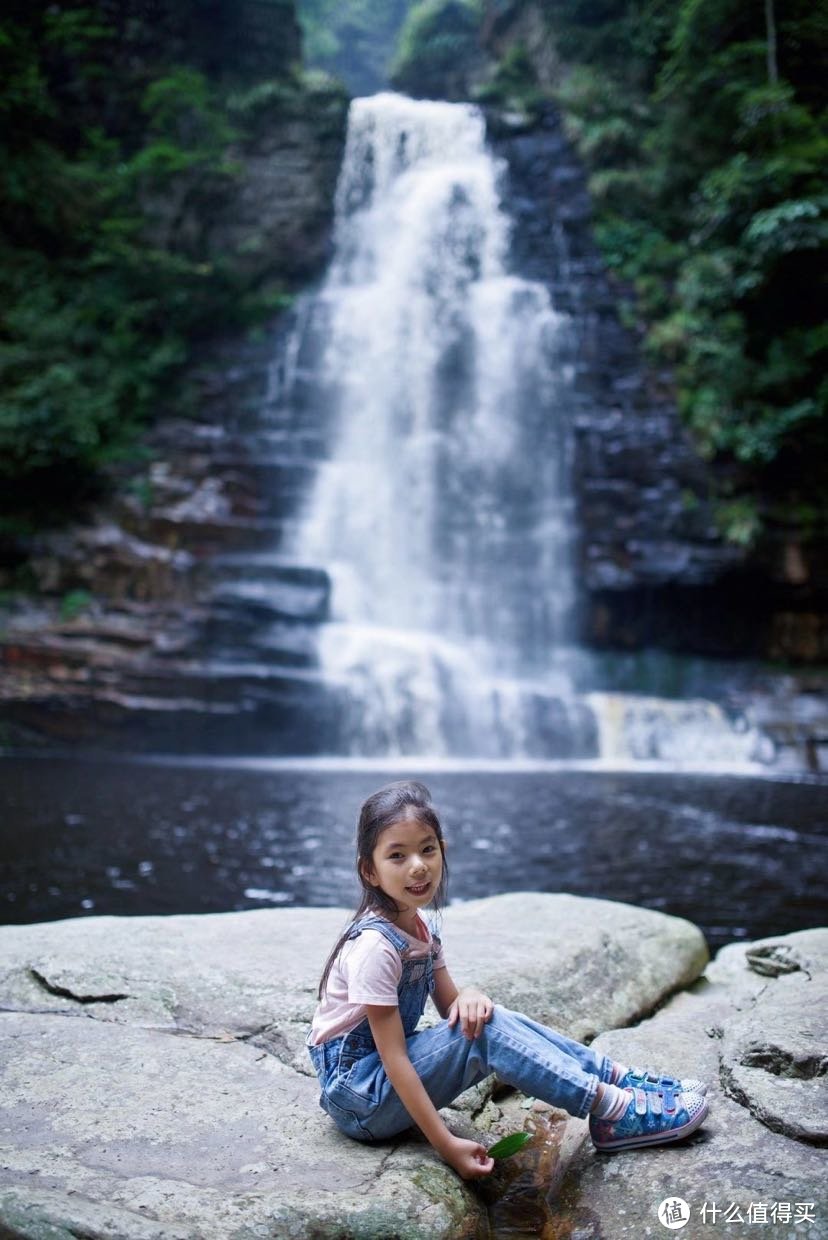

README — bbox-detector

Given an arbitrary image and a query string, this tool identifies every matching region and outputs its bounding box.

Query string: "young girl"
[306,780,708,1180]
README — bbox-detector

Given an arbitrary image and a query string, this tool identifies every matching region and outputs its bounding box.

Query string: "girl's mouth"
[406,881,430,895]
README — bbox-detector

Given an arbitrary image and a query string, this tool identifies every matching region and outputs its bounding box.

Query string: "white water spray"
[283,93,767,766]
[287,93,577,754]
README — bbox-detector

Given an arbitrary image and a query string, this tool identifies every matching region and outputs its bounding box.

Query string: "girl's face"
[362,814,444,921]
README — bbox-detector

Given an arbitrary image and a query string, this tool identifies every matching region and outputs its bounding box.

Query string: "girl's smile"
[362,816,444,930]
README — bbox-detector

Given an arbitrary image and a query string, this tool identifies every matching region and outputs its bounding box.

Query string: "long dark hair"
[317,780,449,1000]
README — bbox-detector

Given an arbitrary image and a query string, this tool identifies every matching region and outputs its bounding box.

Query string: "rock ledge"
[1,896,824,1238]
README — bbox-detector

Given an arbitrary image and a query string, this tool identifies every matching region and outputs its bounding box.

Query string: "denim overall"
[306,914,439,1139]
[307,913,615,1142]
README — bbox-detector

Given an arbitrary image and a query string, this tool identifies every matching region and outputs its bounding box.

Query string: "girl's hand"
[447,988,494,1040]
[441,1134,495,1180]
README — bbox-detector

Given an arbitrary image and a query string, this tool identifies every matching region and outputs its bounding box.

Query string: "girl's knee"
[488,1003,519,1026]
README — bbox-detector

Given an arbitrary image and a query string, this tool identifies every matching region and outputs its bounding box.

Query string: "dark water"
[1,754,826,950]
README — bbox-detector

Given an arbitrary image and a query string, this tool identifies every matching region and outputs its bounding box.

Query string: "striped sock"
[592,1083,632,1121]
[609,1061,629,1085]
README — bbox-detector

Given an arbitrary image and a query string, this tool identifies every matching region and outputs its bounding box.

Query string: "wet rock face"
[208,89,350,286]
[138,80,348,291]
[0,324,347,753]
[488,104,828,662]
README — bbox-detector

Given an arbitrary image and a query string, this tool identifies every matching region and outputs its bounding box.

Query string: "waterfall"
[286,93,580,756]
[276,92,768,767]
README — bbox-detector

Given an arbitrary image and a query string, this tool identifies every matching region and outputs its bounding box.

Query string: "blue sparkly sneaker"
[617,1066,708,1096]
[590,1087,709,1153]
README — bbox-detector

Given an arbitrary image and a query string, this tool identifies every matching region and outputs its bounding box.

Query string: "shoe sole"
[592,1099,709,1153]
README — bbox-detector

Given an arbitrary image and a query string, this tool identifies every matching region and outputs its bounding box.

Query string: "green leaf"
[488,1131,533,1160]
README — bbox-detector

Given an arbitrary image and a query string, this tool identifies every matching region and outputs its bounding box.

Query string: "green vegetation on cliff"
[297,0,414,94]
[480,0,827,543]
[392,0,484,100]
[0,0,340,529]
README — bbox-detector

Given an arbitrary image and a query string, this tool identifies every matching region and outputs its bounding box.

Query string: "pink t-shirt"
[309,912,446,1046]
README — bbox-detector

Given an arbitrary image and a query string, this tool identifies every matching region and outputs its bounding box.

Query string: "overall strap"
[346,914,409,956]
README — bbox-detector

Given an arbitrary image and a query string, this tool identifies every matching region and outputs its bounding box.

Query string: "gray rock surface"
[0,894,706,1239]
[715,932,828,1146]
[2,904,824,1238]
[511,928,827,1238]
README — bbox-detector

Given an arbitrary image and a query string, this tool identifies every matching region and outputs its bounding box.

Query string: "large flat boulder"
[0,894,705,1239]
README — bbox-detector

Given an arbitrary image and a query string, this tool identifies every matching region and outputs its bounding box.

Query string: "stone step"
[203,621,319,669]
[0,655,331,706]
[197,610,321,666]
[0,626,199,674]
[208,571,329,623]
[109,659,335,704]
[249,621,318,667]
[244,428,330,460]
[1,668,349,754]
[130,461,315,525]
[0,659,349,753]
[141,513,294,554]
[209,551,323,574]
[207,555,329,586]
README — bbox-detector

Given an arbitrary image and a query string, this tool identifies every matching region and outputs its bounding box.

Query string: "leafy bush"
[474,43,544,116]
[297,0,413,95]
[522,0,828,542]
[0,8,305,525]
[391,0,483,99]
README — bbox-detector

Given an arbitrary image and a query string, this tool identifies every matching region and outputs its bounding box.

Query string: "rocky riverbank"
[1,893,824,1238]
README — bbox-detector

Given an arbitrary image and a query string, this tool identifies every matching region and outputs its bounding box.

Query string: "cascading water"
[277,92,768,766]
[286,93,587,756]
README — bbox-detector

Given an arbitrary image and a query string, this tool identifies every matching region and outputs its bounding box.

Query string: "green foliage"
[296,0,414,95]
[59,589,94,621]
[0,6,304,522]
[391,0,482,98]
[514,0,828,544]
[226,67,345,126]
[488,1130,533,1159]
[714,497,762,548]
[475,43,544,116]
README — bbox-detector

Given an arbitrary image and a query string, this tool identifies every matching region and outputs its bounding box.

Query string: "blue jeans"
[308,1003,614,1141]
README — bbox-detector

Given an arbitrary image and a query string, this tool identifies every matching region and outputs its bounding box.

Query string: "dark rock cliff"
[479,2,828,665]
[488,106,828,666]
[0,18,349,752]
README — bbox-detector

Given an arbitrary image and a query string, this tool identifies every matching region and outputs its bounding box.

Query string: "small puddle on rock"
[479,1109,580,1238]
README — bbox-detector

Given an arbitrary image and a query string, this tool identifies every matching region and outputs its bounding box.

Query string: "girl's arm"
[432,968,494,1039]
[365,1004,494,1180]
